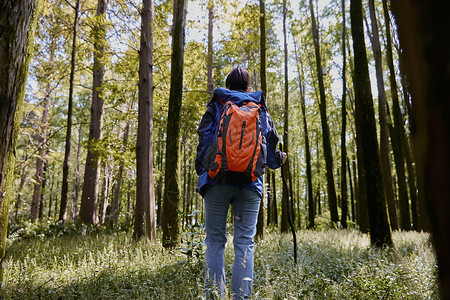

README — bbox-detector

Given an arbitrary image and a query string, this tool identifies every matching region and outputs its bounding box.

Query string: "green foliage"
[1,230,438,299]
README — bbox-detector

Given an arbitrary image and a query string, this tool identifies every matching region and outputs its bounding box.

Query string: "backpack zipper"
[239,121,246,149]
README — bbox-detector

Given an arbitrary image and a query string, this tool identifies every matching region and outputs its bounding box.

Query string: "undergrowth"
[1,229,438,299]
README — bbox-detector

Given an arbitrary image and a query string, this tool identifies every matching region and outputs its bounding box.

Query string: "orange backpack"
[203,100,267,184]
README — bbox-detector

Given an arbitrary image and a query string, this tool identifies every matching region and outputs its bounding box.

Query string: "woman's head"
[226,66,250,91]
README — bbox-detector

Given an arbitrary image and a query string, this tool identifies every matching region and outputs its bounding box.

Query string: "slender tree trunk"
[257,0,268,240]
[161,0,186,248]
[135,0,156,241]
[309,0,339,224]
[340,0,348,229]
[348,158,355,223]
[206,0,214,95]
[294,39,314,229]
[38,163,47,220]
[266,171,272,225]
[0,0,40,282]
[367,0,398,230]
[59,0,80,222]
[272,171,278,225]
[350,0,392,246]
[79,0,107,225]
[30,79,51,220]
[391,1,450,296]
[70,124,82,222]
[98,159,111,225]
[111,123,129,225]
[280,0,290,233]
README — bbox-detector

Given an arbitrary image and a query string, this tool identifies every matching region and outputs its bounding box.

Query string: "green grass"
[2,230,439,299]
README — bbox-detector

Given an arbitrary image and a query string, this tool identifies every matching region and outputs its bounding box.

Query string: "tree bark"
[391,0,450,296]
[340,0,348,229]
[294,39,314,229]
[206,0,214,95]
[367,0,398,230]
[0,0,40,282]
[79,0,107,225]
[111,123,129,226]
[70,124,83,222]
[134,0,156,241]
[280,0,290,233]
[59,0,80,222]
[350,0,392,246]
[309,0,339,224]
[161,0,185,247]
[30,82,51,220]
[256,0,268,240]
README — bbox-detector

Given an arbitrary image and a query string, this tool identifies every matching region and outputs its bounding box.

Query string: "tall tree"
[308,0,339,224]
[0,0,40,281]
[79,0,108,225]
[391,1,450,297]
[30,73,52,220]
[161,0,186,247]
[280,0,290,233]
[206,0,214,95]
[134,0,156,241]
[340,0,348,228]
[256,0,268,240]
[350,0,392,246]
[367,0,398,230]
[59,0,80,222]
[294,38,314,229]
[111,123,129,226]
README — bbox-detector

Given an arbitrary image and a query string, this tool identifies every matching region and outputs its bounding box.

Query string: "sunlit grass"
[2,229,438,299]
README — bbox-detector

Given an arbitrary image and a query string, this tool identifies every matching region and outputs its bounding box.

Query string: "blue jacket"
[195,87,284,197]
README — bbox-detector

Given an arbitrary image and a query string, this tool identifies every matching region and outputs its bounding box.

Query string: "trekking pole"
[280,143,297,265]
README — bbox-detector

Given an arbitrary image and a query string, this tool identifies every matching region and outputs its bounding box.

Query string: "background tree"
[256,0,268,240]
[59,0,80,222]
[350,0,392,247]
[79,0,108,225]
[162,0,186,248]
[308,0,339,224]
[366,0,398,230]
[134,0,156,241]
[0,0,40,281]
[391,0,450,296]
[339,0,348,228]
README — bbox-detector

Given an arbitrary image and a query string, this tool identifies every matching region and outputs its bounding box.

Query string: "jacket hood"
[213,87,267,107]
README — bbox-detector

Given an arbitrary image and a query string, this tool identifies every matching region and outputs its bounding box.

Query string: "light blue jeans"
[204,184,261,299]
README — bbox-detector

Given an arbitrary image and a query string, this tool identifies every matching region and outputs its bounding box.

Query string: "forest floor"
[2,228,439,299]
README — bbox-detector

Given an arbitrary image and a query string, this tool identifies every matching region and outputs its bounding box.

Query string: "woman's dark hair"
[225,66,250,91]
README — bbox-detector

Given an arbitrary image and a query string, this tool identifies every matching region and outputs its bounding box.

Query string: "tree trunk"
[38,162,47,220]
[70,124,83,222]
[206,0,214,95]
[256,0,268,240]
[0,0,40,282]
[367,0,398,230]
[272,171,278,225]
[350,0,392,246]
[30,77,51,220]
[280,0,290,233]
[134,0,156,241]
[340,0,348,229]
[59,0,80,222]
[348,158,355,223]
[309,0,339,224]
[79,0,107,225]
[391,0,450,296]
[111,123,129,226]
[266,171,272,225]
[161,0,185,248]
[293,39,314,229]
